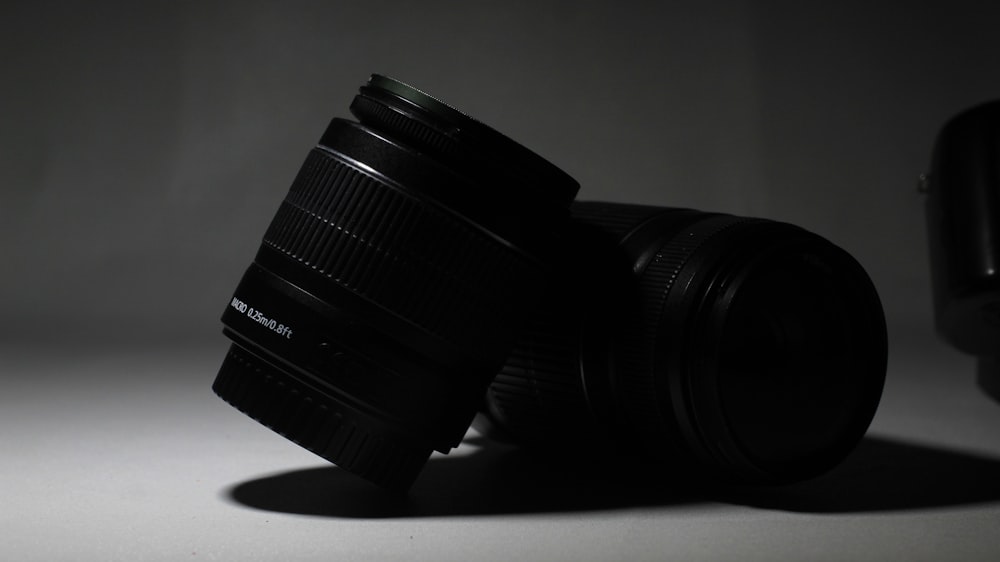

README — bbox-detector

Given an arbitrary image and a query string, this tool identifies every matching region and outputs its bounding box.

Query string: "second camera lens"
[481,201,887,484]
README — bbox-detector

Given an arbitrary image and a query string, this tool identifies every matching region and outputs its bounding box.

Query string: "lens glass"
[716,249,880,470]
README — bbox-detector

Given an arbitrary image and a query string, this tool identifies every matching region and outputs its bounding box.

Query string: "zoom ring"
[612,215,752,454]
[262,148,538,359]
[213,344,432,491]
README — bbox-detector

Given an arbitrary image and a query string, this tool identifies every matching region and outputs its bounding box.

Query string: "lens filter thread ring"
[352,75,578,209]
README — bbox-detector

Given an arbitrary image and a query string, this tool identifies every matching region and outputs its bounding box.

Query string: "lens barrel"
[213,75,578,491]
[480,202,887,484]
[926,100,1000,356]
[925,100,1000,402]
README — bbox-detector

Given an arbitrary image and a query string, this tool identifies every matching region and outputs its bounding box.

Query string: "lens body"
[926,100,1000,356]
[213,75,578,491]
[925,100,1000,401]
[480,202,887,484]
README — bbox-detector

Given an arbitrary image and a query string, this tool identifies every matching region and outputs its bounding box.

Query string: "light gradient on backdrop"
[1,0,998,348]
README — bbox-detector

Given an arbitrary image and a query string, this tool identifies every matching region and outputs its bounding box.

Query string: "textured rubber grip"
[262,147,538,360]
[213,343,432,491]
[612,215,757,453]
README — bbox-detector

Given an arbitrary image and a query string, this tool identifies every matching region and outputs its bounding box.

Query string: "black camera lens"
[212,75,578,491]
[924,100,1000,401]
[480,202,887,484]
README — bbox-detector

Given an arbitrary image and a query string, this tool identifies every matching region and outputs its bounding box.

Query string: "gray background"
[4,0,998,349]
[3,3,1000,561]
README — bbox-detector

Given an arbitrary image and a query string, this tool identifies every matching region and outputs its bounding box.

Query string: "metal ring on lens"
[352,75,578,208]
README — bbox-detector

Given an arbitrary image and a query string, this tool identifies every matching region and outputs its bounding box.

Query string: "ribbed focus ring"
[612,216,753,450]
[262,148,537,357]
[213,344,432,491]
[351,95,465,162]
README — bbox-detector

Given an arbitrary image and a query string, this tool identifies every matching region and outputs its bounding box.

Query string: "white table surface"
[2,339,998,561]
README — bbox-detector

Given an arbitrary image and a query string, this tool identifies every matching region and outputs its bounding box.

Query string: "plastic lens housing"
[212,75,578,491]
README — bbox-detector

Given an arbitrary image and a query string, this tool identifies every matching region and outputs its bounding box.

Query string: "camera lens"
[924,100,1000,402]
[212,75,578,491]
[480,202,887,484]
